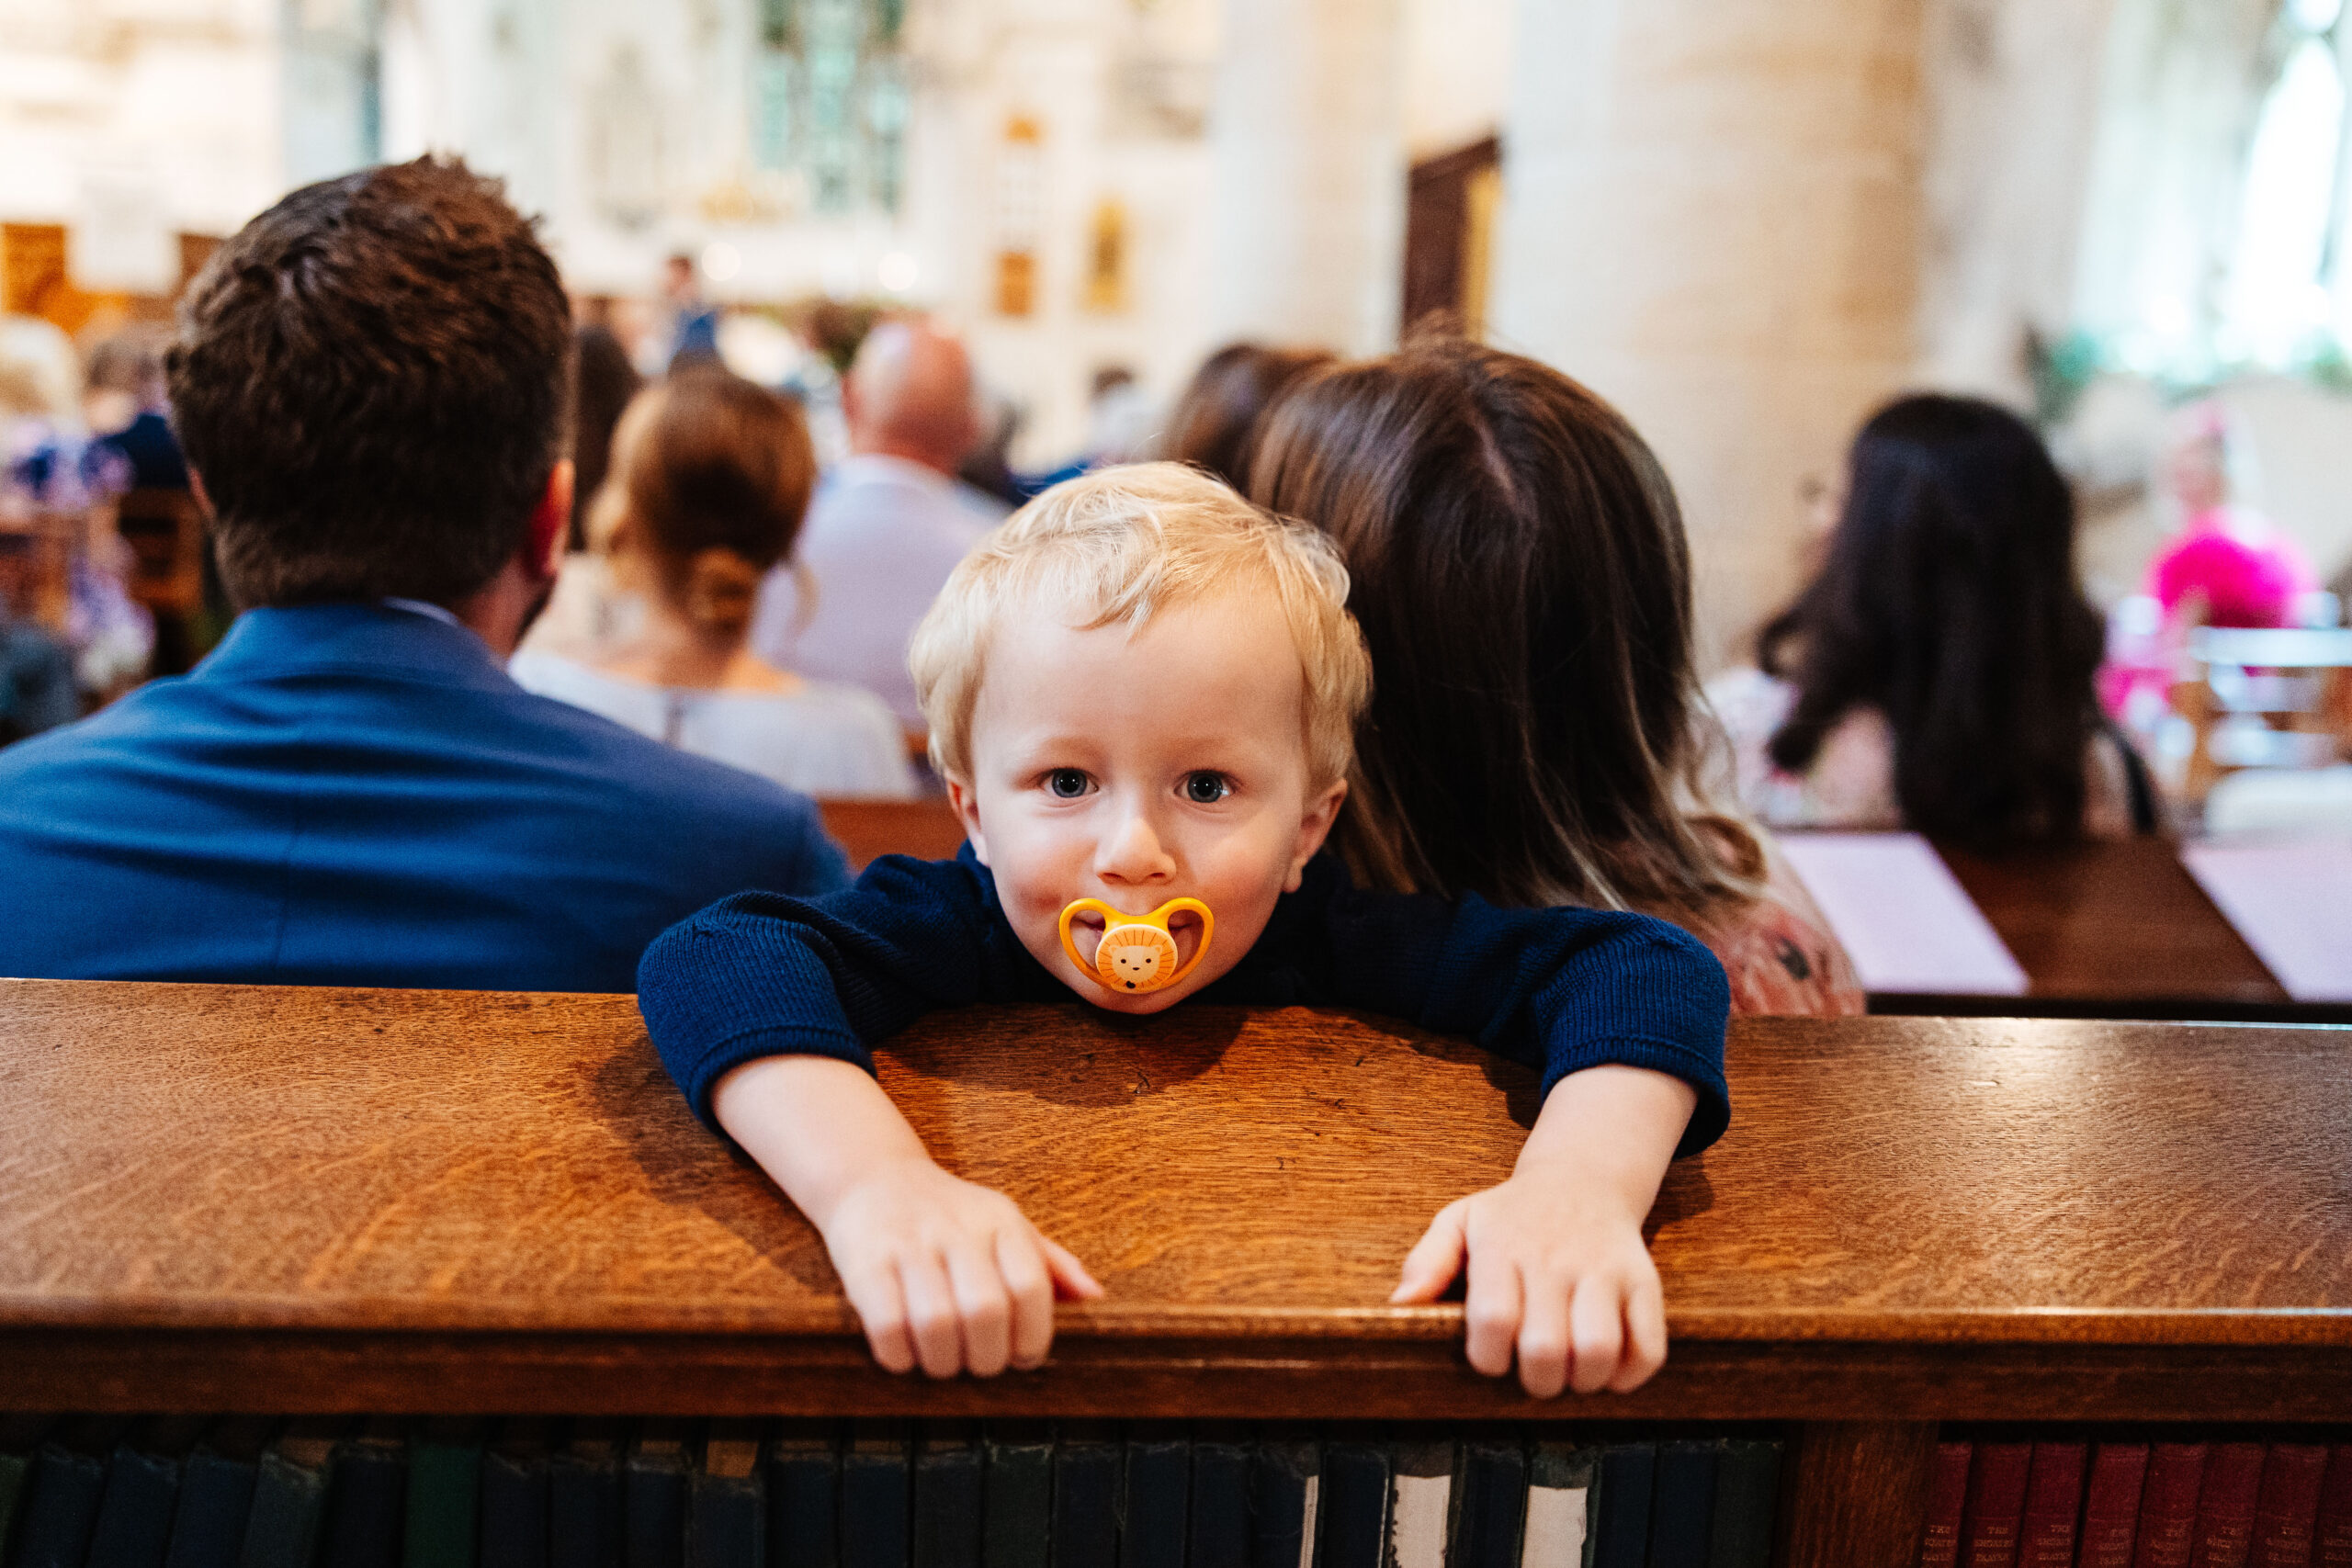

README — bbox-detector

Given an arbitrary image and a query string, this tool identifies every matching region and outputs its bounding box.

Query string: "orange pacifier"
[1057,897,1216,995]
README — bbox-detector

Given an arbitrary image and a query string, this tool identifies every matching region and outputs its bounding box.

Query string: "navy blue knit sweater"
[638,848,1733,1158]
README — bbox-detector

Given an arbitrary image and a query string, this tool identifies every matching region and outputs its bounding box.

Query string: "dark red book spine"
[2191,1443,2267,1568]
[2253,1443,2329,1568]
[2018,1442,2085,1568]
[2316,1448,2352,1568]
[1960,1441,2034,1568]
[1920,1441,1973,1568]
[2136,1444,2211,1568]
[2082,1445,2153,1568]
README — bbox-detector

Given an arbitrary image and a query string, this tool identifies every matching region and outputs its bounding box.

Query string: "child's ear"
[1283,779,1348,893]
[944,773,990,865]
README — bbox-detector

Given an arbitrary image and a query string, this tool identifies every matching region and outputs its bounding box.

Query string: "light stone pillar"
[1491,0,1928,671]
[1205,0,1408,355]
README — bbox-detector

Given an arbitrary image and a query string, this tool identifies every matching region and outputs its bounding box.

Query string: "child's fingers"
[1460,1247,1522,1381]
[844,1259,918,1375]
[1389,1199,1469,1304]
[1608,1273,1668,1393]
[943,1239,1013,1378]
[996,1230,1057,1370]
[1038,1234,1104,1300]
[1513,1268,1573,1400]
[1566,1272,1628,1395]
[896,1248,967,1378]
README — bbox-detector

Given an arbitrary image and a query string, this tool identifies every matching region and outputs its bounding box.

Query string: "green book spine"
[1184,1425,1252,1568]
[1119,1425,1191,1568]
[978,1424,1051,1568]
[911,1424,980,1568]
[840,1420,910,1568]
[624,1421,695,1568]
[0,1415,51,1564]
[1703,1440,1781,1568]
[166,1420,274,1568]
[1049,1423,1121,1568]
[1445,1431,1527,1568]
[404,1422,487,1568]
[763,1422,840,1568]
[85,1417,210,1568]
[1248,1433,1321,1568]
[689,1420,764,1568]
[238,1422,343,1568]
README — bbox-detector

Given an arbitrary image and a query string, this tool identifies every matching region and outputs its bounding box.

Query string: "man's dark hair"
[167,157,571,608]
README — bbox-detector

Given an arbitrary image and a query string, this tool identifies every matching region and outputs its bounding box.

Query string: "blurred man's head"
[167,157,571,610]
[842,318,980,477]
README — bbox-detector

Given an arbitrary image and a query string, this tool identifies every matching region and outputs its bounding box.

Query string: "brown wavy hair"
[1250,337,1761,917]
[1163,344,1336,494]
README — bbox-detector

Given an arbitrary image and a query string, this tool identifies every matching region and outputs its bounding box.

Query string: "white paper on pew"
[2180,837,2352,1001]
[1779,832,2029,995]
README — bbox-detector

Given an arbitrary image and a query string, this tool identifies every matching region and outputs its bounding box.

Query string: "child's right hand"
[818,1157,1103,1377]
[713,1054,1105,1379]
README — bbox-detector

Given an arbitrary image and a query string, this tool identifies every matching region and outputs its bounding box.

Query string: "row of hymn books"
[0,1417,1781,1568]
[1919,1432,2352,1567]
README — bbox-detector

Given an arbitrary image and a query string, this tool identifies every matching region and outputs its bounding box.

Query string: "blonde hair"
[910,462,1372,788]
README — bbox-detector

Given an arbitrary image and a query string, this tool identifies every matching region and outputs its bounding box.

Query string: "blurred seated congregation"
[9,0,2352,836]
[5,0,2352,1562]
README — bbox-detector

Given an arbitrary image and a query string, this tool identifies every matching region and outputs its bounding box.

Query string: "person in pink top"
[2146,401,2317,629]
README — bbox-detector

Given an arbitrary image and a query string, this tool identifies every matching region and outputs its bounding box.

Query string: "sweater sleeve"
[1317,881,1733,1157]
[635,855,995,1129]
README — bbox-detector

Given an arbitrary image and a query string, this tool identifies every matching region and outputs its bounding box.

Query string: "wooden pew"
[1890,835,2329,1021]
[819,795,967,872]
[2,981,2348,1564]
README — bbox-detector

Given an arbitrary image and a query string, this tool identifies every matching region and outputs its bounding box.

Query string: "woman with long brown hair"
[1712,393,2151,843]
[1250,337,1860,1017]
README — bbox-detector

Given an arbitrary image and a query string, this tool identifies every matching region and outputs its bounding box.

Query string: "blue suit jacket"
[0,603,849,991]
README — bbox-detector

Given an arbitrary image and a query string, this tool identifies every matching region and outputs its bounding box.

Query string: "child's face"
[945,587,1347,1014]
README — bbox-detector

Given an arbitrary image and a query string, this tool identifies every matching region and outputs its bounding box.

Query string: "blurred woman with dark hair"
[1252,338,1860,1018]
[1165,343,1334,492]
[1711,393,2153,845]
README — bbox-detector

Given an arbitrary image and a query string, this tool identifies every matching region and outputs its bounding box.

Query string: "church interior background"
[5,0,2351,669]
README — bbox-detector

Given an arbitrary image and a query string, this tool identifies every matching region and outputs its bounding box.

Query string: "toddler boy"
[638,464,1731,1397]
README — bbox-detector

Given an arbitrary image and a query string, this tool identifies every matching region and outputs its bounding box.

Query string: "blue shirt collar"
[191,602,518,694]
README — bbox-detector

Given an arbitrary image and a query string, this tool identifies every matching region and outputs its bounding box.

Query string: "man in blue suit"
[0,158,848,992]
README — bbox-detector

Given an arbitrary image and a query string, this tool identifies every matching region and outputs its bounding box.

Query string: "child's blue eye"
[1182,772,1230,804]
[1048,769,1091,799]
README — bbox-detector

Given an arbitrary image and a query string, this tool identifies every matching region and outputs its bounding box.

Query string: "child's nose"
[1095,808,1175,884]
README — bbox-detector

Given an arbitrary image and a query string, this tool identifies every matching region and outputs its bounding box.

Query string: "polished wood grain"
[819,795,966,872]
[2,981,2348,1422]
[1778,1423,1937,1568]
[1875,837,2335,1021]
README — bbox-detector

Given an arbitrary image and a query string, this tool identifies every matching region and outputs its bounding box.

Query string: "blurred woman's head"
[1758,393,2104,845]
[1165,343,1335,493]
[591,368,816,642]
[1250,336,1759,916]
[570,323,643,551]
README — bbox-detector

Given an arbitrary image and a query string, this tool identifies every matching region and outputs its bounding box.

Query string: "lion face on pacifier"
[1057,897,1216,997]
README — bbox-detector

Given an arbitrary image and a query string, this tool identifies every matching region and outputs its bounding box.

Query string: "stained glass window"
[752,0,907,216]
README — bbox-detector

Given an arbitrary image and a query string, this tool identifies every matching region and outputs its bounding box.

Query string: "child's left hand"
[1389,1176,1663,1398]
[1386,1062,1696,1399]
